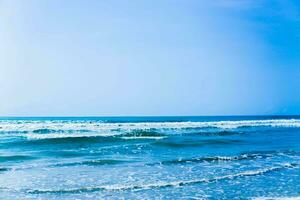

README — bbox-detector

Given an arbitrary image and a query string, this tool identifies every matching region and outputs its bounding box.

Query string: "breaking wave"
[0,119,299,135]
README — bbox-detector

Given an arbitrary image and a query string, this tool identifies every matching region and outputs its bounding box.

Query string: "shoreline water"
[0,116,299,199]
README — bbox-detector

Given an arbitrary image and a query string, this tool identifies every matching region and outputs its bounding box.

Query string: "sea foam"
[0,119,300,134]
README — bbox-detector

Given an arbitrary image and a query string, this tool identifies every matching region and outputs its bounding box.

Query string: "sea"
[0,116,299,200]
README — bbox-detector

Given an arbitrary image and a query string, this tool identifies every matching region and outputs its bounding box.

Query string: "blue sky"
[0,0,299,116]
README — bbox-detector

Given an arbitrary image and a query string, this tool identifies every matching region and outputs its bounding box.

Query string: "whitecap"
[1,119,300,138]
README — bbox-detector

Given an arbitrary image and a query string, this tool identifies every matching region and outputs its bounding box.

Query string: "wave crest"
[0,119,300,135]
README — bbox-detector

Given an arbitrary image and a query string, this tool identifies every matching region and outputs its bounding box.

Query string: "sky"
[0,0,299,116]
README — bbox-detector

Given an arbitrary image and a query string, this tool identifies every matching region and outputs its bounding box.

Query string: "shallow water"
[0,116,299,199]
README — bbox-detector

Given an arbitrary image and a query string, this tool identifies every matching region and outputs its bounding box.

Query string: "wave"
[23,130,165,140]
[146,150,297,166]
[3,135,163,148]
[25,133,117,140]
[11,130,166,143]
[50,153,264,168]
[150,153,276,166]
[121,130,166,137]
[32,129,90,134]
[25,163,299,194]
[0,119,300,135]
[26,134,165,142]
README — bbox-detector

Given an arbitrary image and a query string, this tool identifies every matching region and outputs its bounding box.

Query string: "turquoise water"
[0,116,300,199]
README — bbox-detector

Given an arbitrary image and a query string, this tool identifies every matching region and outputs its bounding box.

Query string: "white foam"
[0,119,300,136]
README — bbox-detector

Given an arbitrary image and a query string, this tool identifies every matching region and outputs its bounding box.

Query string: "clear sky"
[0,0,299,116]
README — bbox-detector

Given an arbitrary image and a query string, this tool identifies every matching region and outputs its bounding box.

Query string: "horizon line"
[0,114,299,118]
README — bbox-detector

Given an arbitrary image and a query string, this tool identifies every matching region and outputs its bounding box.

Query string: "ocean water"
[0,116,300,200]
